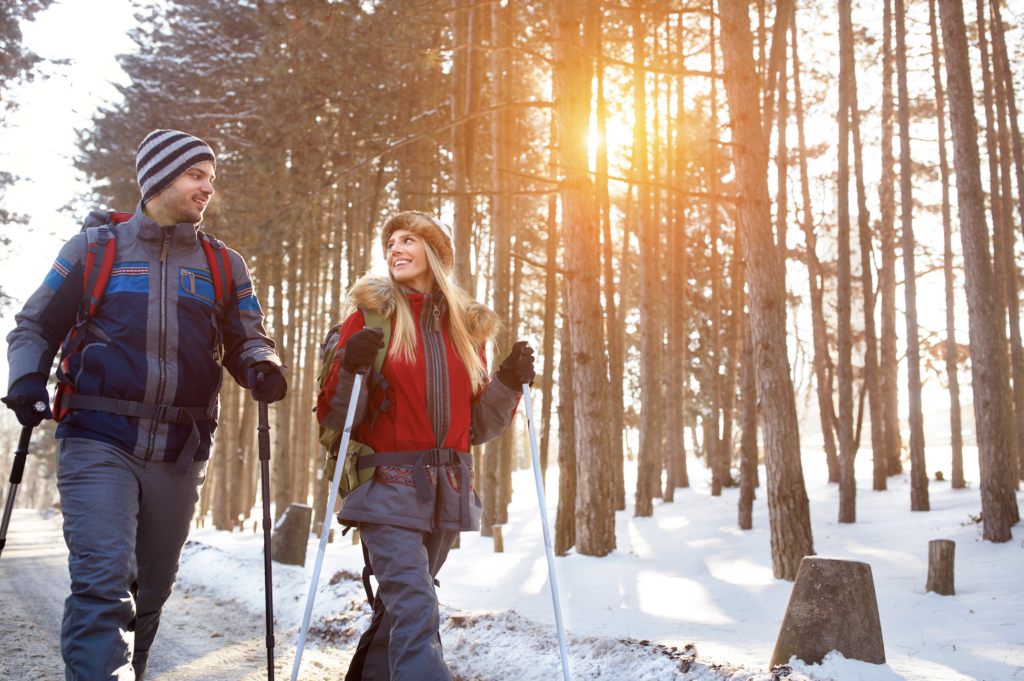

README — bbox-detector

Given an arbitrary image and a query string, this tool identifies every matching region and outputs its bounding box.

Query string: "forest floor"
[0,510,355,680]
[1,446,1020,680]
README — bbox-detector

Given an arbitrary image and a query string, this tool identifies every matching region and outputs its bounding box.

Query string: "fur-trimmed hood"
[345,275,499,347]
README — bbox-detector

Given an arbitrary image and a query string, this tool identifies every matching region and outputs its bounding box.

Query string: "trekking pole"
[522,383,571,681]
[256,383,275,680]
[0,398,47,560]
[290,366,367,681]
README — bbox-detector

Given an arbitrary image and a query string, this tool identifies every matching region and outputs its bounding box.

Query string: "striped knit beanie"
[136,130,216,206]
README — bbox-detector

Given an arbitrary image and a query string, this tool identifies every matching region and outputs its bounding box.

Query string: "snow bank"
[178,445,1023,680]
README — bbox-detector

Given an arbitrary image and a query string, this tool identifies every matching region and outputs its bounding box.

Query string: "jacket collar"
[400,285,446,312]
[132,200,199,250]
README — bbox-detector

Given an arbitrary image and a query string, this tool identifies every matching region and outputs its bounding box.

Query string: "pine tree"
[936,0,1020,541]
[550,0,615,557]
[896,0,929,511]
[928,0,964,489]
[718,0,815,580]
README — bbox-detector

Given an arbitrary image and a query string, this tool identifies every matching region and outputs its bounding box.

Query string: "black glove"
[2,373,53,427]
[497,341,536,389]
[342,328,385,374]
[247,363,288,403]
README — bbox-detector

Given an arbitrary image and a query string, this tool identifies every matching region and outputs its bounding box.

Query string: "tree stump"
[770,557,885,668]
[315,521,336,543]
[271,503,312,567]
[493,525,504,553]
[926,539,955,596]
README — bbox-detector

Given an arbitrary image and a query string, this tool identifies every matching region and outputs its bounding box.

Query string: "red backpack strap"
[201,234,232,312]
[81,225,116,318]
[54,223,117,420]
[200,233,233,419]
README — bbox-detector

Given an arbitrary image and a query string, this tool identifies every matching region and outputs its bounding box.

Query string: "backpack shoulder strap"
[198,233,233,419]
[55,220,118,399]
[358,308,393,429]
[81,225,116,319]
[360,309,392,377]
[200,233,232,314]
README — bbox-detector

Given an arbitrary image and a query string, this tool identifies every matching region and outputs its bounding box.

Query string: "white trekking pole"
[290,367,366,681]
[522,383,571,681]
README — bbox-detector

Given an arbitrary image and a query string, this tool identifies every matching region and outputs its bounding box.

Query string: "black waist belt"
[59,394,214,477]
[356,448,473,530]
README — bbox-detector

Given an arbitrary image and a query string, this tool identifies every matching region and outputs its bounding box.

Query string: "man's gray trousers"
[346,523,458,681]
[56,437,206,680]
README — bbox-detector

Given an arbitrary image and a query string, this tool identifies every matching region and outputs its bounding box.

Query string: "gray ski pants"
[56,437,206,681]
[346,524,458,681]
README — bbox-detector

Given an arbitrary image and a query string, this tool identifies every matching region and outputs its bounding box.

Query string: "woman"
[316,211,534,680]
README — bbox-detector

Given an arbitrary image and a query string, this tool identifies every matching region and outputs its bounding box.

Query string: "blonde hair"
[370,241,489,394]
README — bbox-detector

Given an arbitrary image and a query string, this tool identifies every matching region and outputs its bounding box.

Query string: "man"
[4,129,286,680]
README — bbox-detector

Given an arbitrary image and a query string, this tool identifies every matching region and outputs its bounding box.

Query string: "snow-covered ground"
[179,446,1023,680]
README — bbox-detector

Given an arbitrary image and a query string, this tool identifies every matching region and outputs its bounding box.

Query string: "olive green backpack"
[317,309,392,498]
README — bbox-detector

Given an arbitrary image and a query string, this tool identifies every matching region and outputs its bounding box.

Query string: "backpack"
[51,210,233,476]
[317,309,393,497]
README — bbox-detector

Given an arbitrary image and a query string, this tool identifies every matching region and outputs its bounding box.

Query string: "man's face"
[145,162,215,225]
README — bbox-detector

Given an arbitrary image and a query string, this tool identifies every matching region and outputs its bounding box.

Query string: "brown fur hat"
[380,211,454,272]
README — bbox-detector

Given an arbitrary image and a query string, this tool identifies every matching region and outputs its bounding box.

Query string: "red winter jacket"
[317,276,520,532]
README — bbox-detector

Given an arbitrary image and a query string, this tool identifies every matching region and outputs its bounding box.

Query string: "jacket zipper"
[422,295,450,533]
[147,229,172,457]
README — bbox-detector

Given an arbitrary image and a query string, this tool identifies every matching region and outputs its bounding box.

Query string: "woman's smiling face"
[387,228,435,292]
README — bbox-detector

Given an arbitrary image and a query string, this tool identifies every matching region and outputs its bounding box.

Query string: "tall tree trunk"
[720,237,746,486]
[652,32,666,501]
[593,6,626,512]
[937,0,1020,540]
[451,0,479,291]
[793,15,839,483]
[489,0,515,525]
[550,0,615,556]
[708,6,725,497]
[331,185,344,318]
[879,0,903,477]
[719,0,815,580]
[990,0,1024,483]
[775,41,789,274]
[990,7,1024,487]
[539,120,559,490]
[837,0,856,524]
[667,27,690,492]
[633,2,663,517]
[213,380,238,531]
[929,0,965,489]
[554,312,576,556]
[896,0,930,511]
[975,0,1017,496]
[271,256,292,522]
[738,320,757,529]
[847,29,884,494]
[345,182,357,288]
[235,390,257,523]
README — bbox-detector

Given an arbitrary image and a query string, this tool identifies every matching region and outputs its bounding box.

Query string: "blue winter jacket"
[6,203,281,462]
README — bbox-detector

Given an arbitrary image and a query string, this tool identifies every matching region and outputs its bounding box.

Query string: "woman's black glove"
[247,363,288,403]
[497,341,536,389]
[2,373,53,427]
[343,328,385,373]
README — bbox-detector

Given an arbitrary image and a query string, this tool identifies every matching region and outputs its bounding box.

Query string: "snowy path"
[0,510,353,680]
